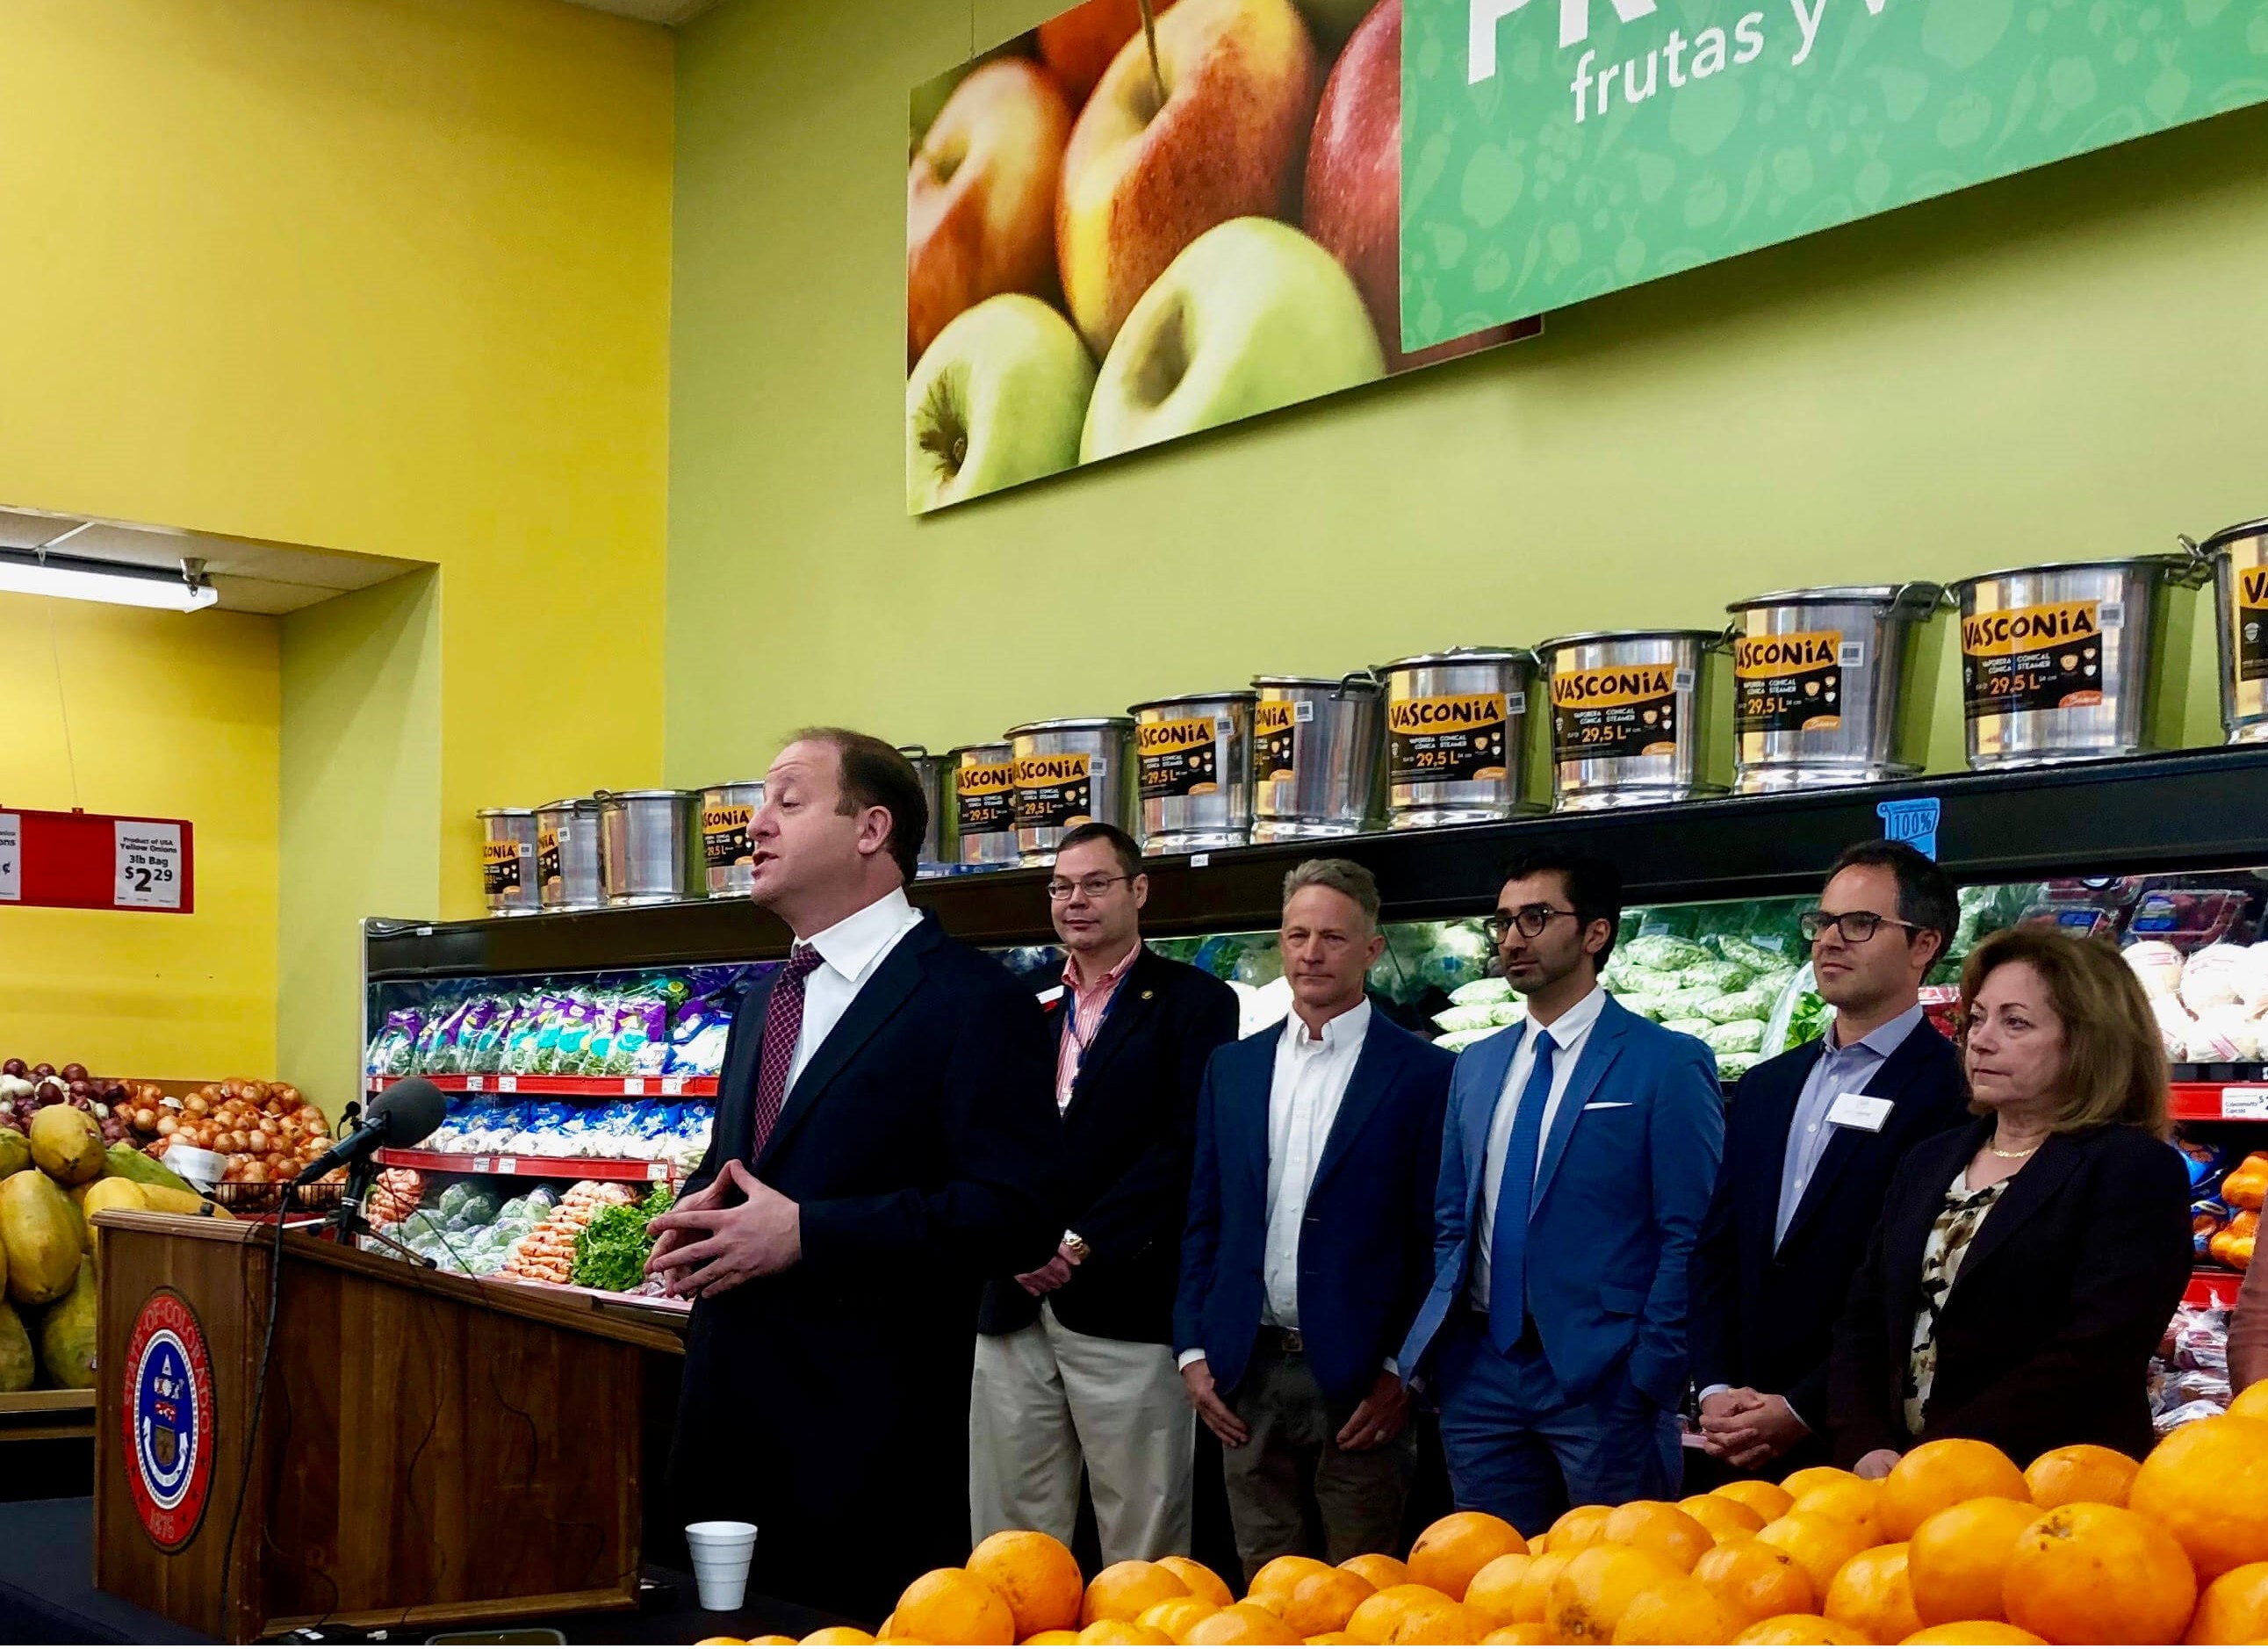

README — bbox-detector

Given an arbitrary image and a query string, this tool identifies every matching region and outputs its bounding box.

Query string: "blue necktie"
[1487,1027,1556,1354]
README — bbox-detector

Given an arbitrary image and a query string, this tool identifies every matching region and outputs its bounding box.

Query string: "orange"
[1250,1557,1338,1615]
[2185,1558,2268,1644]
[1307,1638,1359,1646]
[801,1633,876,1646]
[1408,1511,1528,1601]
[1905,1495,2034,1625]
[1547,1544,1680,1645]
[1897,1625,2046,1645]
[1787,1477,1881,1543]
[1878,1439,2030,1540]
[1754,1512,1872,1600]
[971,1530,1086,1640]
[1481,1630,1552,1646]
[1507,1553,1570,1626]
[2132,1415,2268,1581]
[1547,1505,1616,1556]
[1083,1561,1193,1628]
[2230,1379,2268,1421]
[1601,1503,1713,1573]
[1161,1558,1237,1609]
[745,1640,798,1646]
[1183,1604,1295,1645]
[1344,1583,1457,1645]
[1679,1494,1766,1545]
[2003,1501,2198,1645]
[696,1639,748,1645]
[1341,1555,1413,1593]
[1137,1596,1220,1640]
[2025,1442,2141,1510]
[1462,1553,1536,1631]
[1730,1616,1870,1645]
[1079,1626,1174,1646]
[895,1568,1018,1646]
[1820,1542,1923,1645]
[1609,1575,1743,1645]
[1278,1571,1376,1639]
[1386,1602,1486,1645]
[1692,1539,1813,1628]
[1713,1481,1796,1524]
[1025,1638,1084,1646]
[1778,1467,1858,1501]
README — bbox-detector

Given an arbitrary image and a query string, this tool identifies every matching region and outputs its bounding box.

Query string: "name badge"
[1826,1091,1894,1133]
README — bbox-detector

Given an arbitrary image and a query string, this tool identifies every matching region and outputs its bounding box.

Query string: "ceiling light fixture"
[0,546,218,612]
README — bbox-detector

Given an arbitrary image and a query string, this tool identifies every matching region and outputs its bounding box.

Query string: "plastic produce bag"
[1622,935,1711,973]
[1701,1019,1767,1055]
[1448,977,1516,1007]
[1660,1016,1713,1038]
[1432,1004,1499,1034]
[1702,985,1779,1025]
[1674,958,1754,993]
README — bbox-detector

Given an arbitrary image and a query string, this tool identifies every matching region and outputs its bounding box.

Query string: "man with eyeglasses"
[1688,839,1968,1481]
[971,822,1239,1562]
[1398,846,1723,1534]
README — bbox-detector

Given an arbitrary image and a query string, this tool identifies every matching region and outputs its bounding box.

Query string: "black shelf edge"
[364,746,2268,982]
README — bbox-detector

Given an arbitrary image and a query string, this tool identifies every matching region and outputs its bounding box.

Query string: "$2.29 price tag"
[113,820,184,911]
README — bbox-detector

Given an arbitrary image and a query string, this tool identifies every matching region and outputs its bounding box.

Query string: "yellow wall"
[0,593,279,1080]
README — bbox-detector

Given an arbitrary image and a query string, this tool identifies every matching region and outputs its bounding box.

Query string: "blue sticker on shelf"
[1877,798,1941,861]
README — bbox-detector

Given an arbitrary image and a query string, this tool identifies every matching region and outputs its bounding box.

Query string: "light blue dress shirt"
[1774,1002,1928,1247]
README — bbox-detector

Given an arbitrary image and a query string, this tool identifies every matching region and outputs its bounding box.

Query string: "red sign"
[121,1288,217,1551]
[0,807,193,914]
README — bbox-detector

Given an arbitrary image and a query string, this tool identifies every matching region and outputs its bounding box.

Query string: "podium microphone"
[295,1076,448,1184]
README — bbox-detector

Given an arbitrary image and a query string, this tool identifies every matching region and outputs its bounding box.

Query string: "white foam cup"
[685,1519,758,1611]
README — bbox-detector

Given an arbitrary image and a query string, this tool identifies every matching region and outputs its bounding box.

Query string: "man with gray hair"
[1174,859,1454,1578]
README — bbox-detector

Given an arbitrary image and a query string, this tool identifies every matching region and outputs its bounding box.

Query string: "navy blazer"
[1689,1019,1969,1426]
[670,913,1060,1621]
[1175,1005,1453,1406]
[1399,993,1724,1408]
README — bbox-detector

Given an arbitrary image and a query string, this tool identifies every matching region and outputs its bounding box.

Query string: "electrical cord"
[214,1184,293,1632]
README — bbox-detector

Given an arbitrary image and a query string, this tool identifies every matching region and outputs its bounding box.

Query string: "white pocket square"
[1582,1101,1634,1111]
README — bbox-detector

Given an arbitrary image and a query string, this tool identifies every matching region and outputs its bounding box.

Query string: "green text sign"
[1401,0,2268,349]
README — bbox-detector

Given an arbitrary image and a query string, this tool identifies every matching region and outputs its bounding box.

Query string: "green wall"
[666,0,2266,788]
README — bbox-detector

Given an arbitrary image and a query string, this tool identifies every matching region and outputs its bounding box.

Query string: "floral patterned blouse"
[1904,1170,2012,1436]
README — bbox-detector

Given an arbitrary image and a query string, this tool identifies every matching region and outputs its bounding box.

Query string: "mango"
[102,1142,194,1196]
[1,1170,86,1305]
[0,1131,30,1181]
[29,1106,104,1185]
[137,1185,230,1219]
[37,1257,96,1388]
[0,1300,30,1393]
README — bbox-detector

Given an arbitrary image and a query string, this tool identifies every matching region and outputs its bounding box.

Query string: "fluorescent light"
[0,549,218,612]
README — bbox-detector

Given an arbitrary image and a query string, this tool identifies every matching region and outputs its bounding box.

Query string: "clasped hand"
[1696,1387,1810,1468]
[644,1161,803,1298]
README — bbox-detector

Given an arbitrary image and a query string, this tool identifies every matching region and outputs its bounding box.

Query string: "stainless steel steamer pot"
[1005,718,1137,866]
[896,745,949,872]
[597,788,700,905]
[1534,630,1728,811]
[1378,649,1537,828]
[947,742,1021,868]
[699,780,765,899]
[1250,674,1386,840]
[1724,585,1945,794]
[1127,692,1256,853]
[2186,520,2268,745]
[532,796,605,911]
[477,808,540,917]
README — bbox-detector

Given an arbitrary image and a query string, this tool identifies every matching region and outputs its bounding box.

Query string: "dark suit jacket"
[1175,1006,1453,1406]
[1690,1019,1969,1429]
[1828,1118,2192,1467]
[669,913,1059,1622]
[980,947,1240,1344]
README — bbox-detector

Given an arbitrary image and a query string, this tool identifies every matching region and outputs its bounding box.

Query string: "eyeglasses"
[1047,874,1134,901]
[1799,909,1928,945]
[1483,905,1577,943]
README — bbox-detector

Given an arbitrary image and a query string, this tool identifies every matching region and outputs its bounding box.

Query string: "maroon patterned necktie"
[745,945,825,1161]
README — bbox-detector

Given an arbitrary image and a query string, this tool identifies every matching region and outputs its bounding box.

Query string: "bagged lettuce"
[1448,977,1516,1007]
[1660,1016,1714,1038]
[1655,983,1722,1019]
[1616,992,1674,1022]
[1702,1019,1767,1055]
[1433,1003,1499,1034]
[1623,934,1711,973]
[1674,958,1753,992]
[1702,985,1779,1025]
[1433,1026,1499,1053]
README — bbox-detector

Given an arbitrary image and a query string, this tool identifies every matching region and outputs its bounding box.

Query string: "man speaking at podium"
[649,730,1060,1622]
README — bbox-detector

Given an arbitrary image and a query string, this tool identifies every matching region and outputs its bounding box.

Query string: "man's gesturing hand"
[644,1161,802,1298]
[644,1171,728,1292]
[1180,1357,1249,1448]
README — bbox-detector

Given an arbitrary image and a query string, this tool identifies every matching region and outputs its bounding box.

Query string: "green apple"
[1082,218,1384,462]
[908,294,1098,514]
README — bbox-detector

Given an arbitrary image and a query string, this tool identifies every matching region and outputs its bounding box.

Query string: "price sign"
[2222,1089,2268,1120]
[660,1077,685,1097]
[113,820,184,910]
[495,1157,518,1176]
[0,808,194,912]
[646,1162,670,1182]
[464,1076,485,1093]
[497,1076,518,1094]
[0,814,17,903]
[623,1077,646,1096]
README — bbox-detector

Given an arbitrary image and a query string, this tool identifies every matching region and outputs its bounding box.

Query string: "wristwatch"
[1062,1230,1091,1264]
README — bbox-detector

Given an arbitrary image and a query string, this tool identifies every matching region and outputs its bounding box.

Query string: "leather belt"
[1260,1326,1306,1356]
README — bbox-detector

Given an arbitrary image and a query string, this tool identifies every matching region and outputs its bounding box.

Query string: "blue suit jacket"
[1174,1006,1453,1405]
[1399,993,1724,1408]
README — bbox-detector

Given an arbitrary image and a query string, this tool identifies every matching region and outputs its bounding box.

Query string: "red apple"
[1038,0,1181,105]
[1303,0,1526,371]
[908,58,1074,370]
[1057,0,1319,356]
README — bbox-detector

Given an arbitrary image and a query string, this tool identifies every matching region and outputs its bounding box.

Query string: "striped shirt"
[1055,943,1141,1109]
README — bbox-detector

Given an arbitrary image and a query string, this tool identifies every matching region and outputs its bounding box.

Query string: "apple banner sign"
[905,0,1542,515]
[1401,0,2268,349]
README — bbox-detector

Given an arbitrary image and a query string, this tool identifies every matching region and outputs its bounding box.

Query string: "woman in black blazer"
[1830,925,2192,1473]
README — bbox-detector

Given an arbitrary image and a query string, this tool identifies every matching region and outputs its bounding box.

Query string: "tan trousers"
[968,1304,1195,1564]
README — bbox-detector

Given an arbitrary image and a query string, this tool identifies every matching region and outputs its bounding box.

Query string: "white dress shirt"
[788,886,924,1087]
[1470,984,1609,1309]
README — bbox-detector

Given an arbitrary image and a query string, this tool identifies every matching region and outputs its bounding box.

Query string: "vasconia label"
[1014,752,1093,831]
[1551,665,1685,762]
[1138,716,1224,800]
[702,802,755,870]
[1255,700,1297,781]
[955,760,1017,836]
[1389,692,1512,785]
[536,827,563,889]
[1961,600,2106,718]
[482,838,526,898]
[2237,567,2268,685]
[1735,630,1853,736]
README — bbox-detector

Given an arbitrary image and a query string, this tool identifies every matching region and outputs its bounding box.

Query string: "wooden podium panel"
[93,1211,684,1642]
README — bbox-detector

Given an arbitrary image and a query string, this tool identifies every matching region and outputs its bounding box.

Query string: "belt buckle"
[1280,1329,1304,1355]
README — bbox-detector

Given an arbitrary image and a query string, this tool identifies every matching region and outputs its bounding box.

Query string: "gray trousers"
[1217,1336,1416,1584]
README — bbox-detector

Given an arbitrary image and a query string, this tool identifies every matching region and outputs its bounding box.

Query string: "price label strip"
[113,820,184,911]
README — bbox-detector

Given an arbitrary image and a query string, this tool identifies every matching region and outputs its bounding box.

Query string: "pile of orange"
[704,1379,2268,1645]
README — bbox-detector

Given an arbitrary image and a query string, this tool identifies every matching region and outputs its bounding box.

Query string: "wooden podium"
[92,1209,687,1642]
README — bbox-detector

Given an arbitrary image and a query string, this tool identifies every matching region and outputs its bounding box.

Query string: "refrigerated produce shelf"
[363,1075,718,1098]
[373,1147,680,1183]
[364,746,2268,981]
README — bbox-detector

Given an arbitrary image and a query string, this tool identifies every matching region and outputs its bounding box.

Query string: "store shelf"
[373,1147,679,1183]
[364,746,2268,981]
[364,1074,717,1098]
[2173,1083,2268,1123]
[2187,1268,2249,1308]
[0,1388,95,1444]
